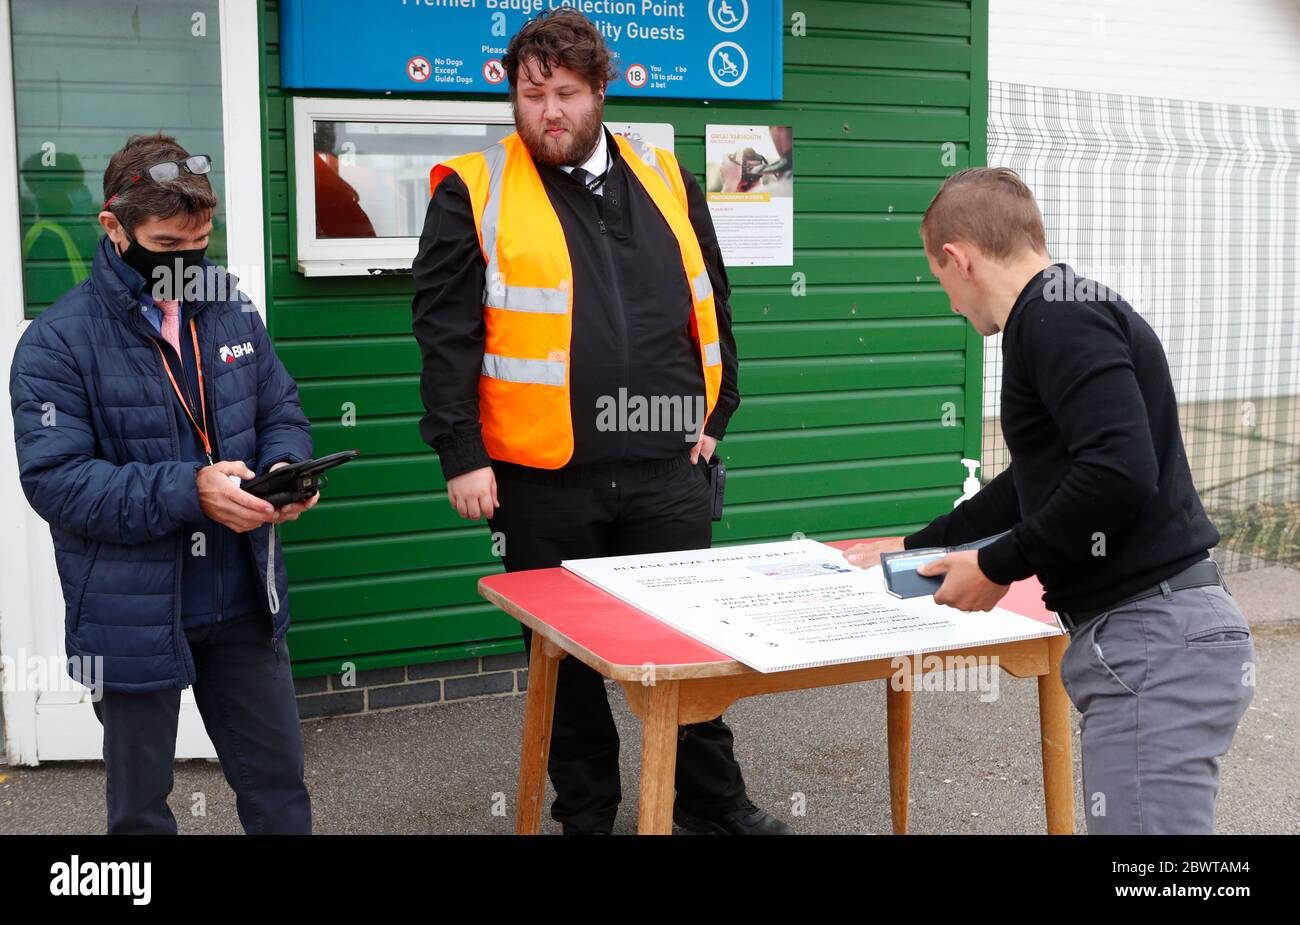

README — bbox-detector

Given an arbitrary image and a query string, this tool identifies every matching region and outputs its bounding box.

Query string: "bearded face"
[512,58,606,167]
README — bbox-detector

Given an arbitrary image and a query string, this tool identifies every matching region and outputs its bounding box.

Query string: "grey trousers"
[1059,580,1256,834]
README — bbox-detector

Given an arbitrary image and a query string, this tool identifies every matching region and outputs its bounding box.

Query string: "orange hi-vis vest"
[430,131,723,469]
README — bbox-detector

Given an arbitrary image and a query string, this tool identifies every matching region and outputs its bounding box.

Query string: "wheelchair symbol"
[709,0,748,33]
[708,42,748,87]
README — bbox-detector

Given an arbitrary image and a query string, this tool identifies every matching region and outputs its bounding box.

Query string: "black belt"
[1057,558,1226,632]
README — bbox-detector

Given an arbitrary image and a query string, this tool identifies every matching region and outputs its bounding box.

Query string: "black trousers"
[488,452,750,832]
[91,611,311,835]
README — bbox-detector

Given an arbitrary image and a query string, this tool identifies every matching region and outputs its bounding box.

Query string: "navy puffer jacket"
[10,235,312,693]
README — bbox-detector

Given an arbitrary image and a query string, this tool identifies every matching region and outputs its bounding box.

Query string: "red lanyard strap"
[154,318,213,465]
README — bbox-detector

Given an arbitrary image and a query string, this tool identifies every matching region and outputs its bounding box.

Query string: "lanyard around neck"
[153,318,213,466]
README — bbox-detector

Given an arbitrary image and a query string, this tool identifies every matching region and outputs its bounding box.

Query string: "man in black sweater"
[847,168,1255,834]
[411,10,789,836]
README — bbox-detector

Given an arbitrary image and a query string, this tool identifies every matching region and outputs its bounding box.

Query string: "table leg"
[637,680,680,835]
[1038,633,1075,834]
[516,633,562,835]
[886,683,913,835]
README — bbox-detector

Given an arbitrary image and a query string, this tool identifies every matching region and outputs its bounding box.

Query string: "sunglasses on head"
[103,154,212,210]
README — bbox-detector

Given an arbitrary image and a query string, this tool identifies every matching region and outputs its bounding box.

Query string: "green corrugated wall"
[259,0,988,677]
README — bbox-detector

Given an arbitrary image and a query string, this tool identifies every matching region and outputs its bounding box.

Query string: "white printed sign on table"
[563,540,1060,673]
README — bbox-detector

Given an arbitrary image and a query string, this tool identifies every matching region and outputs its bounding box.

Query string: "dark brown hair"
[102,132,217,235]
[921,167,1048,265]
[502,9,618,97]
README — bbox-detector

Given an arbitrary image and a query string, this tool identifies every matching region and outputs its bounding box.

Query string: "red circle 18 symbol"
[625,63,648,89]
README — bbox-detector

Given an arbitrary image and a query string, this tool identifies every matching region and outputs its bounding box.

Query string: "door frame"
[0,0,266,764]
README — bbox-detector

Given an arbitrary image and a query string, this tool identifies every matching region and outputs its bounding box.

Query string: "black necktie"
[570,166,605,194]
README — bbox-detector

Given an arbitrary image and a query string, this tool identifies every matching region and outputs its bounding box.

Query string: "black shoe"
[673,801,795,835]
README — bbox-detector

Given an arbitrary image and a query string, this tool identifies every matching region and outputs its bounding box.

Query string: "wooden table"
[478,538,1074,835]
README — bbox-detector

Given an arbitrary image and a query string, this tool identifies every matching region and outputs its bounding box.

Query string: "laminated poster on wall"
[705,124,793,267]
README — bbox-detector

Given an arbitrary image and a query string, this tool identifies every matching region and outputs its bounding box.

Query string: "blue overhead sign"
[281,0,783,101]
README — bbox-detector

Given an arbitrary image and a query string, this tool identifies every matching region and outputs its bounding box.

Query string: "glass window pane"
[13,0,225,319]
[312,120,511,239]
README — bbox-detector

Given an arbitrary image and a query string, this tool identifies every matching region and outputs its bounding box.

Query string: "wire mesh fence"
[986,82,1300,573]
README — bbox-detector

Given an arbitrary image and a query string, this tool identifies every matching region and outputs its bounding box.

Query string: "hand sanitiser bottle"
[954,458,981,507]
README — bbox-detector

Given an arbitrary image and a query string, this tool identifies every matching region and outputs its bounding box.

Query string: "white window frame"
[291,97,512,277]
[220,0,267,321]
[0,0,39,766]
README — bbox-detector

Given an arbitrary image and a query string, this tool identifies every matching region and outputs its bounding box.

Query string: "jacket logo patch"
[218,342,255,364]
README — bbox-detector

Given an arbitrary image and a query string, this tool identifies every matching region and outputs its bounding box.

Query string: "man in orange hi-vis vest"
[411,10,791,835]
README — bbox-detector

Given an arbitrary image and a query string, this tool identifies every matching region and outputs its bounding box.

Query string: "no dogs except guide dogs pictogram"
[407,56,430,82]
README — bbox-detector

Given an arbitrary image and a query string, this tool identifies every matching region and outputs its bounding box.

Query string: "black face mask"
[119,235,207,302]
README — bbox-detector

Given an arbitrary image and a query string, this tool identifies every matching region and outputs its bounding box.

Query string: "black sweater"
[411,128,740,480]
[905,263,1219,613]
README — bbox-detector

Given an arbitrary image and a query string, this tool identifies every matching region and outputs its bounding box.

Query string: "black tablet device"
[242,449,359,508]
[879,529,1013,599]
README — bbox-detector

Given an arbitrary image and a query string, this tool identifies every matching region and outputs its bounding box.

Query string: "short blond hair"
[921,167,1047,266]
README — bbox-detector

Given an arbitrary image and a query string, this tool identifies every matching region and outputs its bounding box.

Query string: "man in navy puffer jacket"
[10,133,315,834]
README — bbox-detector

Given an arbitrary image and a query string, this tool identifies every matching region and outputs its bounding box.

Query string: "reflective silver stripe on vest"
[625,135,676,195]
[484,278,570,314]
[478,142,508,275]
[691,269,713,302]
[702,340,722,366]
[477,142,570,314]
[482,353,566,386]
